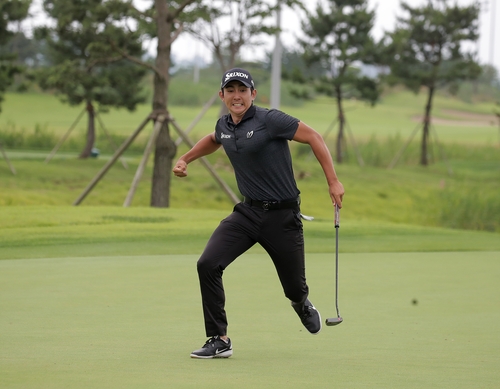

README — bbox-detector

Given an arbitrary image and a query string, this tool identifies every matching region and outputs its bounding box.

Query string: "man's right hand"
[172,160,188,177]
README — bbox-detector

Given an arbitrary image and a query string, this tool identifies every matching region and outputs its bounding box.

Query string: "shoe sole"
[190,350,233,359]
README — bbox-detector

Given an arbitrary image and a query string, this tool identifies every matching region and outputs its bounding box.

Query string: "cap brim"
[221,80,253,89]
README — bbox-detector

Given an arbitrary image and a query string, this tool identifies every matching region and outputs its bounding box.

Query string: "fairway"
[1,252,499,389]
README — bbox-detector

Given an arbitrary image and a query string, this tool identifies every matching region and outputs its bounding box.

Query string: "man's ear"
[219,90,224,100]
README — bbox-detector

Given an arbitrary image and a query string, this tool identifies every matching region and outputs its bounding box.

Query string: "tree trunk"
[335,86,345,164]
[151,120,176,207]
[150,0,177,207]
[79,101,95,159]
[217,59,236,118]
[421,86,435,166]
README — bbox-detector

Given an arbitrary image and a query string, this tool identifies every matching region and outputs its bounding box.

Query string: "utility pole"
[270,2,282,110]
[490,0,496,65]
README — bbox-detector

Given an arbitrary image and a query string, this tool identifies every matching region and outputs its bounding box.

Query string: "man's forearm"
[309,133,340,185]
[178,133,220,164]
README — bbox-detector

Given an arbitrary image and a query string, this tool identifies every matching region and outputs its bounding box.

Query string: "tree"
[35,0,147,158]
[0,0,30,110]
[299,0,380,163]
[189,1,303,70]
[187,0,304,115]
[103,0,202,207]
[65,1,203,207]
[383,0,481,166]
[0,31,49,68]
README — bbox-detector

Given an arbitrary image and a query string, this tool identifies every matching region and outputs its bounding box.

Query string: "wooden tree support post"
[170,118,240,205]
[95,112,129,170]
[387,122,422,169]
[45,107,86,163]
[322,117,339,141]
[495,105,500,147]
[430,125,453,176]
[123,115,166,207]
[175,93,219,147]
[73,116,151,206]
[345,120,365,167]
[314,117,364,167]
[0,142,16,175]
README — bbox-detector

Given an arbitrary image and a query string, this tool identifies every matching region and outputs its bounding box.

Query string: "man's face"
[219,81,257,118]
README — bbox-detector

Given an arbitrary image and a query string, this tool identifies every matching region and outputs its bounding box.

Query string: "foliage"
[383,0,481,92]
[34,0,148,157]
[297,0,381,163]
[35,0,147,110]
[381,0,481,165]
[186,0,302,71]
[279,49,324,100]
[0,0,30,111]
[451,64,500,103]
[298,0,381,104]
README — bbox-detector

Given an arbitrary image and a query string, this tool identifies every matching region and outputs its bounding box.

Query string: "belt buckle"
[262,201,270,210]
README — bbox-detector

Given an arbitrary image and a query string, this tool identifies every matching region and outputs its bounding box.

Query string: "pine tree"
[35,0,147,158]
[383,0,481,166]
[0,0,31,111]
[299,0,380,163]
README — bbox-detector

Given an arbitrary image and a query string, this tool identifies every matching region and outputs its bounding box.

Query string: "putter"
[326,204,343,326]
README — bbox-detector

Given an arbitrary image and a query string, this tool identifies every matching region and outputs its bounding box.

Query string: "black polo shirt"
[215,105,300,201]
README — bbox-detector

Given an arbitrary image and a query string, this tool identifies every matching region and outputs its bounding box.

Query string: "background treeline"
[0,0,499,225]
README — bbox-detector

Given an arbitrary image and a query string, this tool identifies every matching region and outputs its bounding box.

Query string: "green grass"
[1,251,499,389]
[1,83,499,388]
[1,90,498,148]
[1,206,499,261]
[2,146,499,232]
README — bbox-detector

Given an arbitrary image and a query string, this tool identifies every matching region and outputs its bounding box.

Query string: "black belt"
[244,197,300,211]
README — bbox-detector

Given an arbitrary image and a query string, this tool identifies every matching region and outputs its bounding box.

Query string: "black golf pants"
[197,202,309,337]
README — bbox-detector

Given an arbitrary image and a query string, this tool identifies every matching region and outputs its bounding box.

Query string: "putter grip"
[334,204,340,228]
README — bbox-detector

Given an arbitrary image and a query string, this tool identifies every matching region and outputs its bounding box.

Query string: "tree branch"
[170,22,184,44]
[123,1,150,19]
[168,0,197,21]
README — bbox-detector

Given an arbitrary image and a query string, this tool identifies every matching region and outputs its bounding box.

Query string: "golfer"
[172,68,344,359]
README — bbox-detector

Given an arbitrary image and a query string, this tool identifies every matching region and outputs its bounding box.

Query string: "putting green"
[1,252,499,388]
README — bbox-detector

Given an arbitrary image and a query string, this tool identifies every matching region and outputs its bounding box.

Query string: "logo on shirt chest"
[246,131,253,139]
[221,133,231,139]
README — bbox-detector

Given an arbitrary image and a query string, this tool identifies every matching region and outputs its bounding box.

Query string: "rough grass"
[1,141,499,233]
[1,89,499,234]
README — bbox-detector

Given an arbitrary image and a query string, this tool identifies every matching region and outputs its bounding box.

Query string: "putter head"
[325,317,343,326]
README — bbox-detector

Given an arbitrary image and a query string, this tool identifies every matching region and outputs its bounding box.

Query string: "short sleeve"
[265,109,300,140]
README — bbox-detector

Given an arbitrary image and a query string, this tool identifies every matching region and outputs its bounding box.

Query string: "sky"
[26,0,500,70]
[168,0,499,70]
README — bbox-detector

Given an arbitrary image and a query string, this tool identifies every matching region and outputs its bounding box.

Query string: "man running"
[173,68,344,359]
